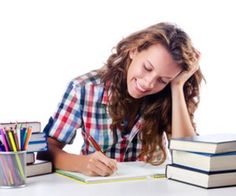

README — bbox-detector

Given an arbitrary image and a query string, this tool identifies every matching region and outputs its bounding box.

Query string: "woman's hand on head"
[81,151,117,176]
[171,51,201,89]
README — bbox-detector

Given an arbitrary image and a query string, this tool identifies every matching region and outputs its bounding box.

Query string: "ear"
[129,48,137,59]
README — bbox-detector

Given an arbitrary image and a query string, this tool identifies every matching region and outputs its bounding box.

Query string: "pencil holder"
[0,151,26,188]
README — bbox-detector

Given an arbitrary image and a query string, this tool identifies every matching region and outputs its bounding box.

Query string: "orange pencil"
[23,127,32,150]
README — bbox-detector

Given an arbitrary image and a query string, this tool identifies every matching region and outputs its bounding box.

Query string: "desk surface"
[1,173,236,196]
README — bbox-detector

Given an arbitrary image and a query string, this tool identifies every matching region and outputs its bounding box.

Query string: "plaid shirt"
[48,70,143,162]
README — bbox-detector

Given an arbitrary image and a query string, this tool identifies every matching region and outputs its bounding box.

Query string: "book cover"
[29,132,46,142]
[26,153,35,165]
[27,141,48,153]
[172,150,236,172]
[27,132,48,153]
[166,164,236,188]
[0,121,41,133]
[26,160,53,177]
[56,161,166,184]
[169,134,236,153]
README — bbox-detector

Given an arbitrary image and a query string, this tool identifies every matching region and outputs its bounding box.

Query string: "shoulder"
[71,70,104,88]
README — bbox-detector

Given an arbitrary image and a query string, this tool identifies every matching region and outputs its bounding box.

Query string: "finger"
[102,156,117,171]
[89,160,113,176]
[92,159,114,176]
[195,50,201,58]
[192,62,200,73]
[85,155,113,176]
[91,152,117,175]
[95,152,118,172]
[109,159,118,172]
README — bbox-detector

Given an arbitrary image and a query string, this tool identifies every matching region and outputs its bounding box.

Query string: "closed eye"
[158,78,168,85]
[143,64,152,72]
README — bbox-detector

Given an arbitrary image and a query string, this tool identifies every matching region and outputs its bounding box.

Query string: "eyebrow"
[147,60,173,79]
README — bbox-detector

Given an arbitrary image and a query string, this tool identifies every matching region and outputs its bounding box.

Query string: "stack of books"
[0,121,52,177]
[166,134,236,188]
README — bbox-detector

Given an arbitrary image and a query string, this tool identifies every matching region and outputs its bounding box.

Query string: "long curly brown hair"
[98,22,204,164]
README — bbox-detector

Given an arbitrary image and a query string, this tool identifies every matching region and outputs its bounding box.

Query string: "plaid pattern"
[48,70,143,162]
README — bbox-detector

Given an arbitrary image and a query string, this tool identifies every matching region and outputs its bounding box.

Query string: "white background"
[1,0,236,152]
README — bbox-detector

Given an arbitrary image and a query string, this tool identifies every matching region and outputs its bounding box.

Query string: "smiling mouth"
[135,79,148,93]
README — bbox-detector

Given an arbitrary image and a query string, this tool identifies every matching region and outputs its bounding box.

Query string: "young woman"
[38,22,204,177]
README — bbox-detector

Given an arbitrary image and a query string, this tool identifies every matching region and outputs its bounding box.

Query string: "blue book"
[27,141,48,153]
[27,132,48,153]
[29,132,46,142]
[169,133,236,154]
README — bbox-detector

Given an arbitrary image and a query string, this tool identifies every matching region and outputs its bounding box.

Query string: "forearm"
[51,148,84,172]
[47,138,87,173]
[171,85,196,138]
[43,138,117,176]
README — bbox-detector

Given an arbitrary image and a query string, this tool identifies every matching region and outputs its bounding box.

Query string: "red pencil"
[84,132,103,152]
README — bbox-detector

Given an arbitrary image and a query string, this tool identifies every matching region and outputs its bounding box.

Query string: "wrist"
[73,154,89,173]
[171,82,183,93]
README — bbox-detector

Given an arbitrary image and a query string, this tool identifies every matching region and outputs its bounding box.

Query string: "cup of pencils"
[0,126,32,188]
[0,151,26,188]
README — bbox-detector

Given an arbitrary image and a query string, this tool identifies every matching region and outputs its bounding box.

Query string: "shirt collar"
[101,81,110,105]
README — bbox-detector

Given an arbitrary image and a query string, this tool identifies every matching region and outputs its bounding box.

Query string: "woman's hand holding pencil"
[81,151,117,177]
[81,131,117,176]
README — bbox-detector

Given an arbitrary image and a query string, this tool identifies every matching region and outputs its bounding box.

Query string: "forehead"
[141,44,181,76]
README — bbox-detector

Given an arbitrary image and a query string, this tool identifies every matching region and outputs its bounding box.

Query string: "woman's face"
[127,43,182,99]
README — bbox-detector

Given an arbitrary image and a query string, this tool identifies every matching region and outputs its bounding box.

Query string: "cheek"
[152,85,167,94]
[128,64,141,79]
[129,57,144,74]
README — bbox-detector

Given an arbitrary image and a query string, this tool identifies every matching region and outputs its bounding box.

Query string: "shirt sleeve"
[47,80,83,144]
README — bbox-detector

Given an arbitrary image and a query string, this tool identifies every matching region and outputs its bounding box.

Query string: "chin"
[128,89,143,99]
[130,94,141,99]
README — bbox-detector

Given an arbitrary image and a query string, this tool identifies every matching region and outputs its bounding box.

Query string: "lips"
[135,79,147,93]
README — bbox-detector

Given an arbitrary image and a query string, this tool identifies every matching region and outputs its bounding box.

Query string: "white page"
[56,161,166,183]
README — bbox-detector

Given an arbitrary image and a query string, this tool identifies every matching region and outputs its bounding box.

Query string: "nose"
[142,75,156,89]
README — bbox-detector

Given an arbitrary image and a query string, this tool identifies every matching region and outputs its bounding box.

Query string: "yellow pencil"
[8,131,25,179]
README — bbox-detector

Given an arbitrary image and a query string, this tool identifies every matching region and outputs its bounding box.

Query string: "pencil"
[23,126,32,150]
[84,132,103,152]
[83,131,118,175]
[16,123,21,151]
[7,131,25,180]
[0,128,9,151]
[0,141,11,185]
[13,130,20,151]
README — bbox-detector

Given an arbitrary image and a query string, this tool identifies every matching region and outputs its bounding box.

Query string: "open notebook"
[56,161,166,184]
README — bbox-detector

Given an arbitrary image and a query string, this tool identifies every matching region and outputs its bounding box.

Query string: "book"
[29,132,47,142]
[56,161,166,184]
[27,141,48,153]
[26,160,53,177]
[166,164,236,188]
[172,150,236,172]
[0,121,41,133]
[26,153,35,165]
[169,134,236,154]
[27,132,47,153]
